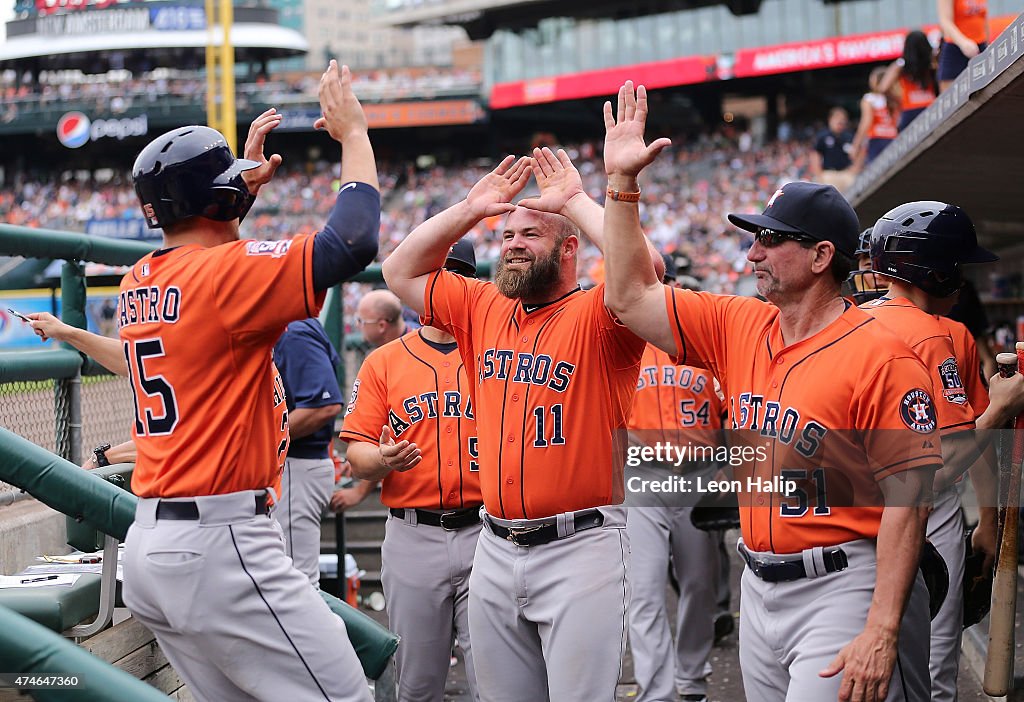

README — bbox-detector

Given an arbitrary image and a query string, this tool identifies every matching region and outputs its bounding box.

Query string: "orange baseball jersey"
[939,316,990,417]
[898,74,936,112]
[119,236,323,498]
[665,288,942,553]
[338,330,482,510]
[865,93,898,140]
[423,270,645,519]
[951,0,988,44]
[628,344,722,448]
[861,297,976,435]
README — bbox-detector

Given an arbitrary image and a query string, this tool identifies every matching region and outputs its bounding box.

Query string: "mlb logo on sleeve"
[246,240,293,258]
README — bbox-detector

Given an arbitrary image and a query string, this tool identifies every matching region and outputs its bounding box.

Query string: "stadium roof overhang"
[849,15,1024,254]
[0,23,308,63]
[376,0,756,40]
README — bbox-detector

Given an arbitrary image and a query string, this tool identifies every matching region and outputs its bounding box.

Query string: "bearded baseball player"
[382,146,663,702]
[625,263,722,702]
[863,203,1024,700]
[339,240,483,702]
[602,82,939,702]
[116,61,380,701]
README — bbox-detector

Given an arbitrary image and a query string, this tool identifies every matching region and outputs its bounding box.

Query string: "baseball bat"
[983,345,1024,696]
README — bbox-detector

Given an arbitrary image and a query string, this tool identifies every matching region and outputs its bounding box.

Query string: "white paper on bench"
[0,574,82,588]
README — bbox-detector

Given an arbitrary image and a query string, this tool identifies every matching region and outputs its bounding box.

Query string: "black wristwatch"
[92,443,111,467]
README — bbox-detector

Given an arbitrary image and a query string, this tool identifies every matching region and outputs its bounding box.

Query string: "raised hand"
[241,108,284,196]
[602,81,672,178]
[378,424,421,473]
[518,147,586,214]
[464,155,532,220]
[315,60,369,144]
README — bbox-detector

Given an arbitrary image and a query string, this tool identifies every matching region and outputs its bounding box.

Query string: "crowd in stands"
[0,67,482,123]
[1,127,811,325]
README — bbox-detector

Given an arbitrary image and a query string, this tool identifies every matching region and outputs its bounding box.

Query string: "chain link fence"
[0,373,134,503]
[80,375,134,458]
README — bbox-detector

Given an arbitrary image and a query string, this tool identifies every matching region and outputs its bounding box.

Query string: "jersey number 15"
[124,338,180,436]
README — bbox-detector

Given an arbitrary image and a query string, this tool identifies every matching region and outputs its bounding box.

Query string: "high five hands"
[603,81,672,179]
[471,81,669,215]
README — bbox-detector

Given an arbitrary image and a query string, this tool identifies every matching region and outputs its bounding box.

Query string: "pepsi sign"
[56,112,148,148]
[56,111,90,148]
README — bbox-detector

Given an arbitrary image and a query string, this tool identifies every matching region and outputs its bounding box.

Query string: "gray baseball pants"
[381,510,481,702]
[468,506,630,702]
[626,504,718,699]
[124,490,371,702]
[926,486,966,702]
[737,537,931,702]
[278,455,335,586]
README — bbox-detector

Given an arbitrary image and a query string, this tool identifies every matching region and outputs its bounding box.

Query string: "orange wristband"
[606,187,641,203]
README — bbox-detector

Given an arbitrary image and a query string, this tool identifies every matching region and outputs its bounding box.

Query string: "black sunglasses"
[755,227,818,247]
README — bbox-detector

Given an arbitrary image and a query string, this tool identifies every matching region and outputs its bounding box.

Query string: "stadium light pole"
[205,0,237,153]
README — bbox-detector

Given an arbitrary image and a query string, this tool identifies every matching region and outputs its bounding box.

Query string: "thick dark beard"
[494,247,562,300]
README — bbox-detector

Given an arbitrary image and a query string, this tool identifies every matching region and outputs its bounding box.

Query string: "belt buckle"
[752,556,770,574]
[439,511,459,531]
[506,525,542,546]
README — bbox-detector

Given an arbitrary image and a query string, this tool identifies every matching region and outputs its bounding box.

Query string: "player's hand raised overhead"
[315,60,369,143]
[602,81,672,178]
[518,147,586,215]
[242,108,283,196]
[378,424,422,473]
[464,155,532,220]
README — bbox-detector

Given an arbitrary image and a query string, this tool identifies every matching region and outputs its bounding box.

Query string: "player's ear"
[810,241,835,275]
[561,233,579,259]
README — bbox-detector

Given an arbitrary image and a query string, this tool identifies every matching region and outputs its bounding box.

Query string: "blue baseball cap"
[445,238,477,277]
[727,181,861,258]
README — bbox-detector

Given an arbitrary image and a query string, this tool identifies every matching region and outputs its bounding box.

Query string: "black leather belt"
[389,507,482,531]
[156,494,269,520]
[483,510,604,547]
[739,544,848,583]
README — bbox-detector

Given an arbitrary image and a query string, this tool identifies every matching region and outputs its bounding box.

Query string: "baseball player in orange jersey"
[339,240,483,702]
[330,290,410,513]
[602,82,940,701]
[117,61,380,702]
[383,146,665,702]
[625,262,722,702]
[863,202,1024,701]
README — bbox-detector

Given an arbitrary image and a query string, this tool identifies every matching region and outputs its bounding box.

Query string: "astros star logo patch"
[900,388,937,434]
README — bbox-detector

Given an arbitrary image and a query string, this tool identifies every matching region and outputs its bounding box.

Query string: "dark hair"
[829,250,855,287]
[903,30,938,94]
[798,240,855,287]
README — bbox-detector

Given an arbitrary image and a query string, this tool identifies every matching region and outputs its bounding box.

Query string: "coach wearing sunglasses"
[602,82,938,702]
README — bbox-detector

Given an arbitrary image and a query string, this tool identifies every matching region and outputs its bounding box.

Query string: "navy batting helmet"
[855,228,872,257]
[133,126,259,229]
[870,201,997,298]
[846,227,887,304]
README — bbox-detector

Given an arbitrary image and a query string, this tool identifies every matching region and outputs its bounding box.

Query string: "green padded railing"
[0,427,399,679]
[0,605,171,702]
[0,224,155,266]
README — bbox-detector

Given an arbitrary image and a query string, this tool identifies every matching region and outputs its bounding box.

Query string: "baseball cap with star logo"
[727,181,860,258]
